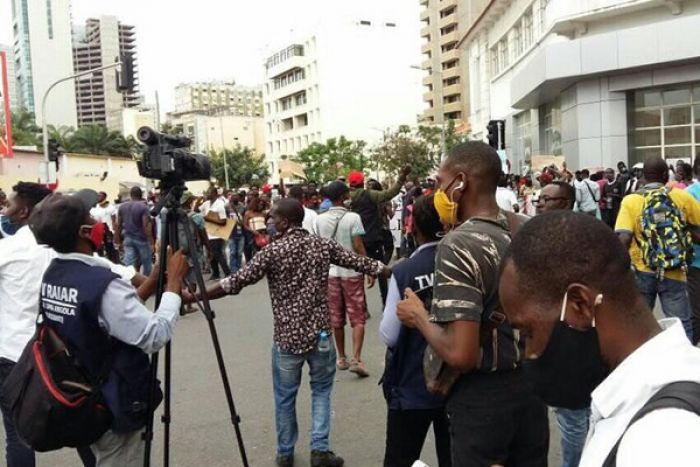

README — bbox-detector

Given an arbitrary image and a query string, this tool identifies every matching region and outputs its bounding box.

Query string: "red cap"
[347,171,364,187]
[262,184,272,194]
[539,172,553,185]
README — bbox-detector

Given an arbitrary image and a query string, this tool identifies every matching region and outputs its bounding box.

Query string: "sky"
[0,0,422,115]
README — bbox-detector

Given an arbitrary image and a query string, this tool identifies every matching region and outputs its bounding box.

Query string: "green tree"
[292,136,367,183]
[416,119,470,164]
[47,125,77,152]
[209,147,270,188]
[71,125,134,156]
[372,125,435,180]
[9,108,40,146]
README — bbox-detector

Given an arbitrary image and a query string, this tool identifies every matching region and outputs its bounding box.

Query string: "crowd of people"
[1,142,700,467]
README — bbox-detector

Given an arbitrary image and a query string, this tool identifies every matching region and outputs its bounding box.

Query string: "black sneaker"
[310,450,344,467]
[276,454,294,467]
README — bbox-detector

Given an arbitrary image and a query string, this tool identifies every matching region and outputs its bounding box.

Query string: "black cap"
[325,181,349,202]
[30,194,91,253]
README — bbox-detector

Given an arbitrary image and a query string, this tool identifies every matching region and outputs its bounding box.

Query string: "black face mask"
[523,293,610,410]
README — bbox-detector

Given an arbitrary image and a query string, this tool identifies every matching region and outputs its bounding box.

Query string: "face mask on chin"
[0,214,21,237]
[433,176,464,227]
[522,292,610,410]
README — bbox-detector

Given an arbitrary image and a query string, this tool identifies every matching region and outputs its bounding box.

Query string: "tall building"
[167,112,265,157]
[12,0,77,127]
[263,10,422,179]
[72,16,142,131]
[461,0,700,173]
[173,81,262,118]
[0,44,19,110]
[418,0,488,123]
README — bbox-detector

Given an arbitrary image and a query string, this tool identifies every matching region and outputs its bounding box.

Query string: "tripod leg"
[178,209,249,467]
[143,210,171,467]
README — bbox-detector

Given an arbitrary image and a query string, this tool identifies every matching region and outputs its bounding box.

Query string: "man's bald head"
[643,156,669,184]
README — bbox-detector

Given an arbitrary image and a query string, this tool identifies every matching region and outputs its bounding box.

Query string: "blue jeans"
[553,407,590,467]
[271,342,336,456]
[229,235,244,272]
[123,236,153,276]
[635,271,693,339]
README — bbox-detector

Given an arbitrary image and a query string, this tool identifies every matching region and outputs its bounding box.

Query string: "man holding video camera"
[30,193,188,467]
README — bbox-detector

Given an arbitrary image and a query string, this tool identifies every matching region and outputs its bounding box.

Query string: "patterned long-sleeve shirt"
[220,227,384,354]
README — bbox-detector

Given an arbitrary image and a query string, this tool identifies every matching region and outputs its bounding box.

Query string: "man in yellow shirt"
[615,156,700,340]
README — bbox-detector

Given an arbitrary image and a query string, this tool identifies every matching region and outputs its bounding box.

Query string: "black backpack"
[602,381,700,466]
[0,316,114,451]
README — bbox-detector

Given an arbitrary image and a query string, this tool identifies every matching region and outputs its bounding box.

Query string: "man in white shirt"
[496,174,519,212]
[90,191,117,231]
[288,185,318,234]
[574,169,600,216]
[200,187,230,279]
[317,181,373,377]
[499,211,700,467]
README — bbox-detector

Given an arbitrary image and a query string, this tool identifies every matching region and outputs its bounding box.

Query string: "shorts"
[328,276,366,328]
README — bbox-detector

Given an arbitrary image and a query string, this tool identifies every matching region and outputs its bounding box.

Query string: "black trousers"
[384,407,451,467]
[446,370,549,467]
[365,241,388,306]
[688,267,700,345]
[209,238,230,277]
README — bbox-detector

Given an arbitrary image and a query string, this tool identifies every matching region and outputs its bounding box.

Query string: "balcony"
[439,12,457,29]
[419,0,428,5]
[422,74,433,86]
[420,9,430,22]
[421,58,433,70]
[440,30,459,46]
[273,80,307,101]
[440,48,460,63]
[420,25,431,38]
[421,42,432,54]
[266,55,306,80]
[443,101,462,114]
[439,0,457,10]
[423,90,434,102]
[442,83,462,97]
[441,66,460,80]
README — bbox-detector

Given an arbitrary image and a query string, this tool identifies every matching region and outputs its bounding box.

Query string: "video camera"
[136,126,211,182]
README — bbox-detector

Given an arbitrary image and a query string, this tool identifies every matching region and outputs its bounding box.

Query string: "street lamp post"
[41,60,123,184]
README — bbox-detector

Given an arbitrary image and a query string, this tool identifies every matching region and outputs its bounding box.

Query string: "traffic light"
[486,119,505,150]
[116,53,135,91]
[47,138,61,169]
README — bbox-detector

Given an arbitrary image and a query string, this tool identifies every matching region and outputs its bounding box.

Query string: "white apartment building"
[173,81,262,118]
[167,112,265,157]
[73,16,142,131]
[0,44,19,110]
[120,107,156,140]
[462,0,700,173]
[12,0,77,127]
[263,11,422,179]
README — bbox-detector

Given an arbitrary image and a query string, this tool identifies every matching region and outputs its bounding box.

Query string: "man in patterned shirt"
[198,198,387,467]
[396,141,548,466]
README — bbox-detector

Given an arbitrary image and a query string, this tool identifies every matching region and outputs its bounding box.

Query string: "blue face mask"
[0,214,20,237]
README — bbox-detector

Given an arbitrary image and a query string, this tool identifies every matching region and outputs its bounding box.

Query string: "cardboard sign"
[531,155,566,172]
[205,217,237,239]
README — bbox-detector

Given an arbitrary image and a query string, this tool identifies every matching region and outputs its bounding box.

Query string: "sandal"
[336,358,350,371]
[349,359,369,377]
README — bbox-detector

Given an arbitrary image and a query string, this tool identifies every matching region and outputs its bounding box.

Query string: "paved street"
[8,279,561,466]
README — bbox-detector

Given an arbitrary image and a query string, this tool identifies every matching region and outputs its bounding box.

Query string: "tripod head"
[150,179,187,218]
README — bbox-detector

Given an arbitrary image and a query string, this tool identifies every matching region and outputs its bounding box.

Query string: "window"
[385,22,396,27]
[522,8,533,49]
[540,97,562,156]
[513,25,522,57]
[360,20,371,26]
[630,84,700,165]
[515,111,533,165]
[46,0,53,39]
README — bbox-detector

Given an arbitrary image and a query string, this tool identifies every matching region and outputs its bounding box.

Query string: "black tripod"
[142,180,248,467]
